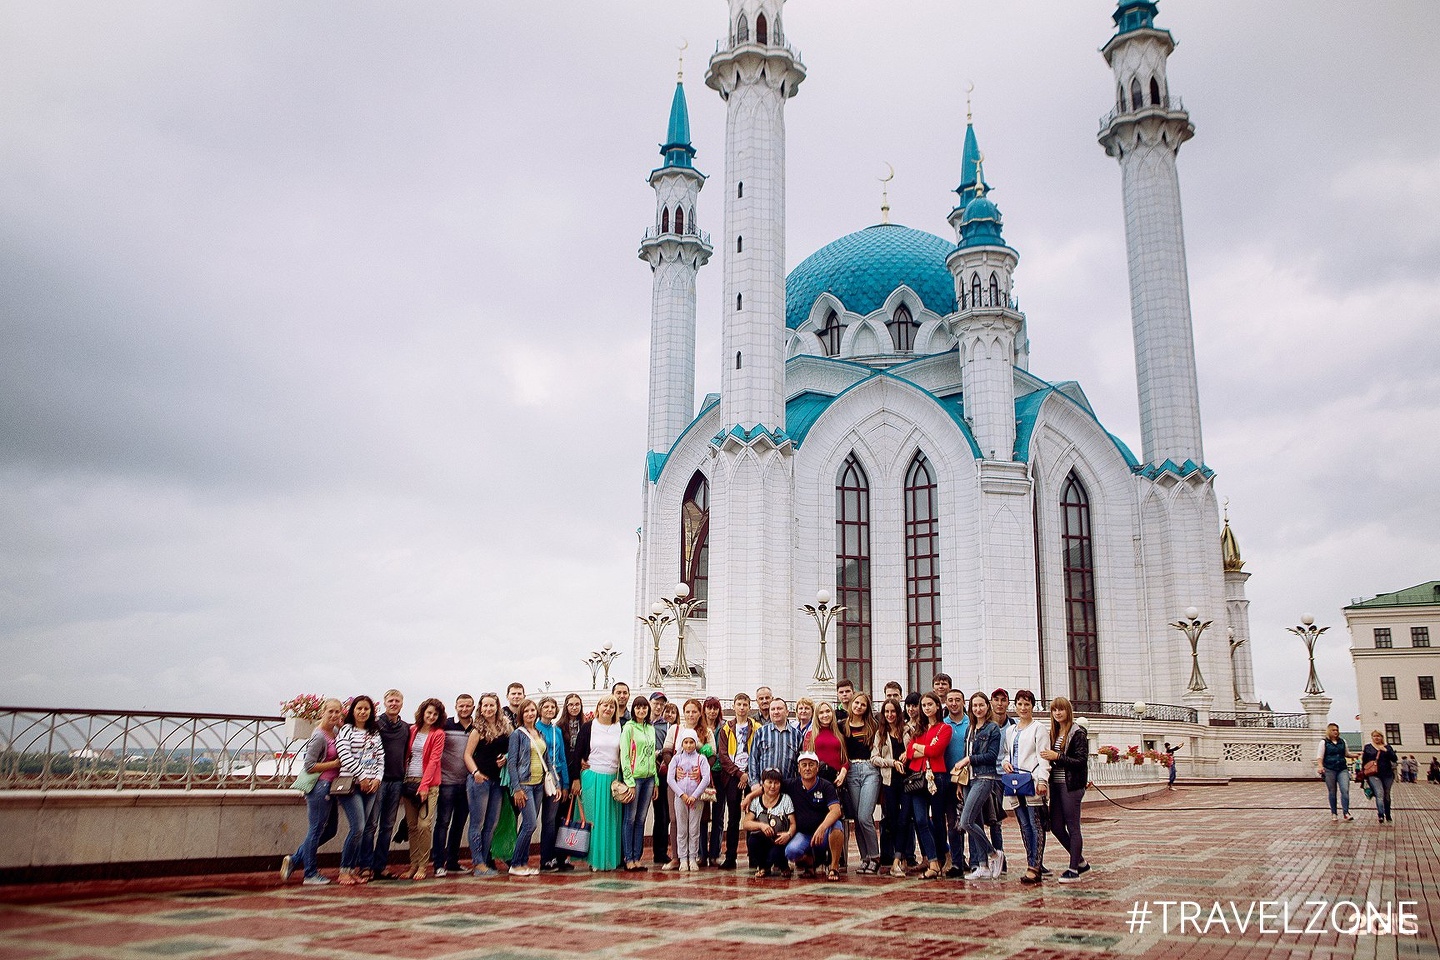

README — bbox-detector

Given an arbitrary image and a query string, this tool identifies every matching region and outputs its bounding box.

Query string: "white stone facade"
[1346,585,1440,750]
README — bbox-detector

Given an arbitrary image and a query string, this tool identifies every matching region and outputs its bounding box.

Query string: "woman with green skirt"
[574,694,623,871]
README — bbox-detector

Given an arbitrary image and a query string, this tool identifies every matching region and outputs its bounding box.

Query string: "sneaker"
[539,861,559,873]
[557,861,576,871]
[510,866,537,877]
[1058,869,1082,883]
[279,855,294,883]
[963,866,989,880]
[472,866,497,878]
[662,860,680,871]
[434,867,448,878]
[1039,865,1054,877]
[989,851,1006,879]
[1077,862,1091,876]
[1343,814,1353,821]
[302,875,331,885]
[1332,815,1339,822]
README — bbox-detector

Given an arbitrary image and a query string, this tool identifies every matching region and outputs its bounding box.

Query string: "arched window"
[737,181,744,199]
[1117,82,1126,112]
[661,208,669,234]
[756,13,768,44]
[904,453,942,691]
[687,207,695,234]
[674,206,684,235]
[737,235,743,253]
[887,303,918,352]
[735,351,742,369]
[989,272,1001,306]
[680,472,710,617]
[736,293,742,311]
[736,13,749,43]
[971,273,982,307]
[1130,77,1143,113]
[819,309,843,357]
[1060,471,1100,708]
[835,454,872,693]
[1149,76,1162,106]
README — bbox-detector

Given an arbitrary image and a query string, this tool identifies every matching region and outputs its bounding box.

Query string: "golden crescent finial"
[965,80,975,123]
[974,150,986,197]
[678,39,688,81]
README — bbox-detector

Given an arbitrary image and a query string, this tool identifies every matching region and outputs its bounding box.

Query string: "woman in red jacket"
[905,692,951,879]
[402,698,446,880]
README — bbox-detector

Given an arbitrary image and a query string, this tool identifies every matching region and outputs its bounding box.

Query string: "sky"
[2,2,1437,724]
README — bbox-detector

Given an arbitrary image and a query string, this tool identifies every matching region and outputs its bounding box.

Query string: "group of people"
[279,676,1094,886]
[1315,724,1418,824]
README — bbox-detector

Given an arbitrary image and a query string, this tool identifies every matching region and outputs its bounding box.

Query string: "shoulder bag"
[329,774,356,796]
[555,796,591,857]
[1361,759,1378,778]
[291,771,319,795]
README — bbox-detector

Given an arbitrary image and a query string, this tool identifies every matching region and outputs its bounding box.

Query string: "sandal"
[921,863,942,880]
[1020,867,1041,885]
[411,867,428,881]
[826,868,841,881]
[754,867,769,878]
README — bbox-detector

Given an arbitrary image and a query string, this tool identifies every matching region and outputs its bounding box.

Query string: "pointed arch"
[1149,76,1162,106]
[970,272,982,307]
[680,471,710,617]
[687,206,695,234]
[674,206,684,235]
[736,235,743,253]
[820,309,843,357]
[887,303,918,352]
[1117,82,1126,112]
[756,12,768,44]
[904,452,943,691]
[1130,77,1143,113]
[988,272,1001,305]
[1060,470,1100,707]
[661,207,669,234]
[736,13,748,43]
[835,453,872,693]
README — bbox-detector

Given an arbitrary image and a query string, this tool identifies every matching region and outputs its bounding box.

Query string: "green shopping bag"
[490,789,518,863]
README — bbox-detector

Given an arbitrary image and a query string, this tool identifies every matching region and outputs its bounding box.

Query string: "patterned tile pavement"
[0,782,1435,960]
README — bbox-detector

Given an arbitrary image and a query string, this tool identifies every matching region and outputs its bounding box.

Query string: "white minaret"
[640,67,712,454]
[1098,0,1204,467]
[700,1,805,696]
[705,0,804,435]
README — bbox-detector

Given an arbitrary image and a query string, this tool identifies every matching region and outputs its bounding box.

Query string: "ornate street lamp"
[799,589,846,685]
[1170,606,1212,693]
[659,582,706,679]
[583,653,602,691]
[1227,626,1249,705]
[591,642,621,690]
[638,602,673,688]
[1132,700,1147,755]
[1286,614,1328,696]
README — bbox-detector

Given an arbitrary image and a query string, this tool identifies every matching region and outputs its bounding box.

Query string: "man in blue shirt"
[748,698,802,783]
[942,688,970,876]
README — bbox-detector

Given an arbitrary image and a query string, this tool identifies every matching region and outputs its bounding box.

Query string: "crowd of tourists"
[278,677,1094,887]
[1315,723,1425,824]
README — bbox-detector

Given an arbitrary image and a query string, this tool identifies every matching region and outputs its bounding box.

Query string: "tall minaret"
[1098,0,1204,467]
[705,0,805,435]
[640,63,712,454]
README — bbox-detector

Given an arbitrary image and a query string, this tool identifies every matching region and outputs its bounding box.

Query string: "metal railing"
[1043,700,1199,724]
[1208,712,1311,729]
[641,225,712,247]
[0,707,304,791]
[1098,95,1186,131]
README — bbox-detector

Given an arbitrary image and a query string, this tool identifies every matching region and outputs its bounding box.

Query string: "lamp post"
[659,582,706,680]
[1286,614,1328,696]
[1132,700,1147,756]
[638,602,673,689]
[591,643,621,690]
[1170,606,1212,693]
[1227,626,1248,706]
[583,653,602,691]
[799,590,846,685]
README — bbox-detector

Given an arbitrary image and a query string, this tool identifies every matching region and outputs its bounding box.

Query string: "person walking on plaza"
[280,697,346,886]
[370,690,410,880]
[619,695,658,871]
[1040,696,1090,883]
[535,696,570,871]
[504,699,549,877]
[1001,689,1050,883]
[575,694,624,870]
[402,698,446,880]
[1164,741,1182,789]
[906,692,952,879]
[432,694,474,877]
[335,695,383,885]
[1362,729,1399,823]
[1315,723,1354,822]
[464,693,512,877]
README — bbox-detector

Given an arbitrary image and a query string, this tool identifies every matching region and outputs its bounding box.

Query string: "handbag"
[291,771,319,795]
[611,779,635,804]
[699,786,718,803]
[902,770,929,794]
[329,774,356,796]
[555,797,591,857]
[1362,760,1378,778]
[1000,770,1036,796]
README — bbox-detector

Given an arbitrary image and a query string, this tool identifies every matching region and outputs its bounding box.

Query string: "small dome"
[786,224,957,330]
[963,195,1000,223]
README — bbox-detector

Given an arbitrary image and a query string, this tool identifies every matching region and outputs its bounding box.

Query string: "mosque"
[632,0,1258,712]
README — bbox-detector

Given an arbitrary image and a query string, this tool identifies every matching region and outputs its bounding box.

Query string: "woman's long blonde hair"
[1048,696,1074,747]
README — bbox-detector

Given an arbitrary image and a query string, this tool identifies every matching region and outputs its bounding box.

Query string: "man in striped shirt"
[748,698,802,783]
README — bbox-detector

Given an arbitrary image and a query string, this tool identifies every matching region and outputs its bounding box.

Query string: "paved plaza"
[0,782,1434,960]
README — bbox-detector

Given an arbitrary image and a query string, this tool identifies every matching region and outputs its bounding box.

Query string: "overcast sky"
[2,2,1436,725]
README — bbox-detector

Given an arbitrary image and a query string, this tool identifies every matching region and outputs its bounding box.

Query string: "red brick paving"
[0,781,1434,959]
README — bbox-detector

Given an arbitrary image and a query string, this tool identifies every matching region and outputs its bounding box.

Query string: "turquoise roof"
[660,82,696,169]
[786,391,836,446]
[1013,385,1140,468]
[958,193,1009,250]
[1113,1,1159,35]
[785,224,958,330]
[953,123,990,209]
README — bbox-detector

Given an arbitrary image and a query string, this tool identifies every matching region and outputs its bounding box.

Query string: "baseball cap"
[797,751,821,764]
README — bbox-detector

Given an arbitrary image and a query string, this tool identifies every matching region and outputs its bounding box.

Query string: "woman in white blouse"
[1000,689,1051,884]
[575,695,624,871]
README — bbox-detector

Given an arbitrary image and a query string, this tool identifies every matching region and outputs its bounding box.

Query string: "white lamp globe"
[1184,606,1199,620]
[816,589,831,605]
[674,583,691,599]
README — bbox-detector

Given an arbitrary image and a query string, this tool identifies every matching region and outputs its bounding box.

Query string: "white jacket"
[1001,719,1051,782]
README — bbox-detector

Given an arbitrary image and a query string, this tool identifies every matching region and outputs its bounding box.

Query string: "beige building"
[1345,581,1440,751]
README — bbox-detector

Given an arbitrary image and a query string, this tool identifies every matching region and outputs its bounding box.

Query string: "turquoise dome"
[786,224,958,330]
[963,195,999,222]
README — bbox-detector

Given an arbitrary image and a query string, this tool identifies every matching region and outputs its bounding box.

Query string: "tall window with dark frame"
[888,304,918,352]
[736,13,748,43]
[756,12,768,44]
[1149,76,1162,105]
[904,453,943,691]
[1385,723,1402,745]
[1374,628,1393,648]
[1426,723,1440,746]
[1420,676,1436,701]
[679,472,709,618]
[835,454,873,694]
[674,207,684,235]
[1413,627,1430,647]
[989,272,1000,305]
[1060,471,1101,708]
[1380,676,1397,700]
[819,310,843,357]
[661,208,669,233]
[970,273,982,307]
[1130,77,1143,112]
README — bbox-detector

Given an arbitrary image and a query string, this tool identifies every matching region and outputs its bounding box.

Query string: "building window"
[888,304,918,352]
[679,472,709,618]
[674,207,684,235]
[904,452,942,691]
[737,235,743,253]
[756,12,768,44]
[1130,77,1142,112]
[1385,723,1402,745]
[1380,676,1397,700]
[737,181,743,199]
[970,273,982,307]
[661,208,669,233]
[1426,723,1440,746]
[1150,76,1162,106]
[1061,471,1101,709]
[1374,628,1392,648]
[819,310,843,357]
[736,13,748,43]
[1420,676,1436,700]
[736,293,742,311]
[1413,627,1430,647]
[1117,82,1126,112]
[989,272,1001,306]
[835,454,872,694]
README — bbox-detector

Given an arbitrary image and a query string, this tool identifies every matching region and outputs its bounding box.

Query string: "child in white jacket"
[666,729,712,872]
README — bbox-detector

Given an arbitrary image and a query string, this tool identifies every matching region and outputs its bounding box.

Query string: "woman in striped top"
[335,695,383,884]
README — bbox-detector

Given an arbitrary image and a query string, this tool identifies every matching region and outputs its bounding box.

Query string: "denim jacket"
[966,720,1002,779]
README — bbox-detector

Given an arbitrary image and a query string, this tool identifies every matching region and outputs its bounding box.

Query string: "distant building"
[1345,582,1440,749]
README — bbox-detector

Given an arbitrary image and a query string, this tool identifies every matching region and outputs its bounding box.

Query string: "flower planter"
[284,717,316,742]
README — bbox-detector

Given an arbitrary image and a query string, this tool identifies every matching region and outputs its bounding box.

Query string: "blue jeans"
[510,784,543,867]
[538,786,562,866]
[845,763,881,860]
[432,782,468,870]
[336,790,366,869]
[785,822,844,862]
[959,778,996,864]
[370,781,403,875]
[1013,794,1044,867]
[466,777,505,867]
[1322,768,1350,815]
[356,787,381,869]
[622,778,656,863]
[293,778,338,878]
[906,771,950,863]
[1367,775,1393,820]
